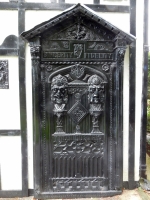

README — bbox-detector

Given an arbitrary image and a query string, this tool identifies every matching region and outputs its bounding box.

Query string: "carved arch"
[48,65,108,83]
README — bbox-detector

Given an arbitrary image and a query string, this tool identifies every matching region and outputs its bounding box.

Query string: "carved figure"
[88,75,104,104]
[51,74,68,104]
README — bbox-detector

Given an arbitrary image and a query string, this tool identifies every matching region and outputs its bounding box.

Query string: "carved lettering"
[43,51,113,60]
[84,53,113,60]
[43,52,74,58]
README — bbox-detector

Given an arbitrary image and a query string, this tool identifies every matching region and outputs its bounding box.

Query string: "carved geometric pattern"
[68,102,88,124]
[53,134,104,183]
[0,60,9,89]
[53,178,107,192]
[41,61,112,65]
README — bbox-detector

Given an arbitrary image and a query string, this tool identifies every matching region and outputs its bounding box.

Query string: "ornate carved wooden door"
[21,3,134,198]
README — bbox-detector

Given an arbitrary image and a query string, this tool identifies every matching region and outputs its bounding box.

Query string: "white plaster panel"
[65,0,93,4]
[135,0,144,181]
[0,57,20,129]
[101,0,129,5]
[25,10,62,31]
[0,136,22,190]
[0,11,18,45]
[26,0,49,2]
[123,46,129,181]
[26,44,33,189]
[25,11,129,34]
[97,13,130,33]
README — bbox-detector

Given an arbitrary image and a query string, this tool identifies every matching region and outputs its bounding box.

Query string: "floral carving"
[41,62,53,71]
[102,64,110,71]
[50,23,110,41]
[30,42,41,58]
[117,48,126,65]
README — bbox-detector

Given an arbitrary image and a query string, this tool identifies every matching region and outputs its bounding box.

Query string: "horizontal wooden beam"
[0,130,20,136]
[0,2,129,12]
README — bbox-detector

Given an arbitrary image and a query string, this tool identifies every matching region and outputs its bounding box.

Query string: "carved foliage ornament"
[0,60,9,89]
[117,48,126,65]
[49,23,114,41]
[30,42,41,58]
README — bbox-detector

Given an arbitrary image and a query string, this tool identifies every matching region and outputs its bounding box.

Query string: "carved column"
[117,48,126,68]
[115,39,127,68]
[30,38,41,66]
[29,37,41,143]
[115,39,127,189]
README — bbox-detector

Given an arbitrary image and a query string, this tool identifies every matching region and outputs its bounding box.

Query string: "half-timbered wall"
[0,0,148,197]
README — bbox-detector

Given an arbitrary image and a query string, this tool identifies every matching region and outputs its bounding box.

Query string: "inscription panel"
[42,41,114,61]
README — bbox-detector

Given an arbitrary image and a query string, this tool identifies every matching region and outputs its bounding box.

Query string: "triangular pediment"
[21,3,135,44]
[43,22,114,42]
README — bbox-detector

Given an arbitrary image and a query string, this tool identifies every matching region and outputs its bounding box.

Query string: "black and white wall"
[0,0,148,197]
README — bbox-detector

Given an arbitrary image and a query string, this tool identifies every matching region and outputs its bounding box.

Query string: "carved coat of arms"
[71,64,85,79]
[73,44,83,58]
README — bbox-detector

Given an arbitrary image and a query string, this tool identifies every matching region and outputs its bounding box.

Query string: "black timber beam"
[0,2,129,12]
[140,0,149,178]
[0,130,20,136]
[128,0,136,189]
[18,0,28,196]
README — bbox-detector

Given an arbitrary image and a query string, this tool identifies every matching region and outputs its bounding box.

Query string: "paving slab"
[0,190,147,200]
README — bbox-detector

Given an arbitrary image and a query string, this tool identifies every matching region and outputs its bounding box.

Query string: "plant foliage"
[147,52,150,132]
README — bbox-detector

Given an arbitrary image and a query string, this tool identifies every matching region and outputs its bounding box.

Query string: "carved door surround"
[21,3,135,199]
